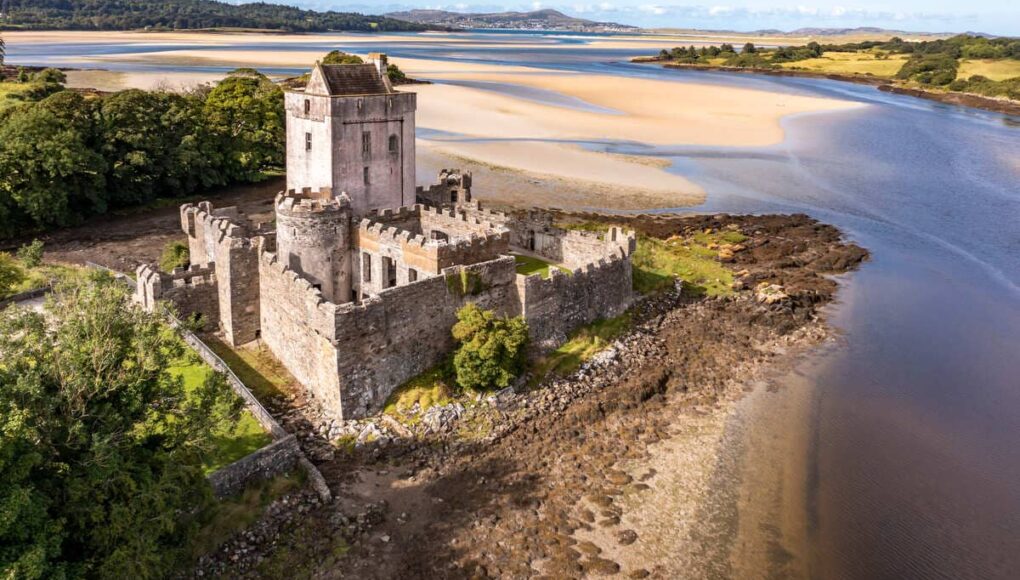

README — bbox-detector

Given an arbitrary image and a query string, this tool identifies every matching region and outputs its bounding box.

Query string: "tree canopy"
[0,69,284,238]
[0,0,436,32]
[451,303,529,391]
[0,276,241,578]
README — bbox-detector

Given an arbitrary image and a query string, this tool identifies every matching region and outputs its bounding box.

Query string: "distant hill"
[384,8,637,32]
[0,0,436,32]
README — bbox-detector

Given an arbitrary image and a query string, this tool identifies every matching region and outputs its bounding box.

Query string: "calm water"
[10,33,1020,579]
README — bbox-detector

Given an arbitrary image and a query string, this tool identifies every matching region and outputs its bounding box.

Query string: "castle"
[136,56,636,420]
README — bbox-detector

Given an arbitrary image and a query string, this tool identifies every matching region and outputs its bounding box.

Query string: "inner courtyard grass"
[167,359,272,473]
[513,254,569,278]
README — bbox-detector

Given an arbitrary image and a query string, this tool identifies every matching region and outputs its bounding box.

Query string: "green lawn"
[1,258,86,300]
[167,360,272,474]
[780,51,910,78]
[531,313,632,385]
[513,254,570,279]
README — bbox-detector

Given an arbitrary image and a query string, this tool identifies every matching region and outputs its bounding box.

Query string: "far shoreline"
[634,58,1020,117]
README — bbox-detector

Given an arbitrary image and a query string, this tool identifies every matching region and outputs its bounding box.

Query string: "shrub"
[16,239,44,268]
[0,252,25,296]
[451,303,528,391]
[160,240,190,271]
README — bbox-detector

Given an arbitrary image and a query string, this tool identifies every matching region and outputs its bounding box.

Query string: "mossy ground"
[513,254,570,278]
[167,359,272,474]
[631,229,745,297]
[531,313,632,385]
[383,365,456,425]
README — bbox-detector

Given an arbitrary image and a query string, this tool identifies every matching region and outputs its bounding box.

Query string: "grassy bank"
[167,357,272,473]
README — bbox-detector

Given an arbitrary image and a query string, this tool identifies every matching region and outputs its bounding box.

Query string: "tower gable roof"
[306,63,392,96]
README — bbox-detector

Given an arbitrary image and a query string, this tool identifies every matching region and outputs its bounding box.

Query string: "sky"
[241,1,1020,36]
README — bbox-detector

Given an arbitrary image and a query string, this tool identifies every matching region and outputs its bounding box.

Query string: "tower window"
[362,253,372,282]
[362,131,371,156]
[388,134,399,153]
[382,257,397,288]
[363,166,370,185]
[408,268,418,282]
[303,99,310,114]
[305,132,312,151]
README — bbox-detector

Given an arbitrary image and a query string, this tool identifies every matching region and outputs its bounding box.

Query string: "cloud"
[638,4,666,15]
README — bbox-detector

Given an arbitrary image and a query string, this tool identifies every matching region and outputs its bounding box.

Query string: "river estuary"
[7,31,1020,579]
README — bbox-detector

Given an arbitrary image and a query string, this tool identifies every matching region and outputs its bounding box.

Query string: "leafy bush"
[160,240,190,271]
[0,251,25,296]
[451,303,528,391]
[16,239,44,268]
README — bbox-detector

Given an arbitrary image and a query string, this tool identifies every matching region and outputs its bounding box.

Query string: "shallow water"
[10,32,1020,578]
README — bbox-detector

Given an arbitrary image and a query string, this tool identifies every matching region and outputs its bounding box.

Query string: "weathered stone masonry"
[136,58,636,421]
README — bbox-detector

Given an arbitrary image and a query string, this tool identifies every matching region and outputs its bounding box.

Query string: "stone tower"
[285,56,416,215]
[275,188,353,304]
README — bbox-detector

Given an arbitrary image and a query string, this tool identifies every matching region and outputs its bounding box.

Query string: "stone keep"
[285,56,416,215]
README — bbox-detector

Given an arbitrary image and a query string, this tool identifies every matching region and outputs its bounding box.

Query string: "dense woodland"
[0,66,285,238]
[0,0,433,32]
[657,35,1020,100]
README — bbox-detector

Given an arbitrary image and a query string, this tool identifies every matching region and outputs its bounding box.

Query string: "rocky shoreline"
[635,59,1020,117]
[190,212,867,578]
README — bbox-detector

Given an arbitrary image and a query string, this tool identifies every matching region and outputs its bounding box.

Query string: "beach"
[7,30,863,210]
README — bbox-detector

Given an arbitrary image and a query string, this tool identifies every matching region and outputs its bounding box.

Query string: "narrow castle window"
[388,134,398,153]
[304,99,310,114]
[408,268,418,282]
[305,132,312,151]
[362,131,371,156]
[362,253,372,282]
[383,257,397,288]
[363,166,370,185]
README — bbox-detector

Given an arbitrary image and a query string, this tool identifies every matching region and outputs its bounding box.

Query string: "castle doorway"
[527,230,536,251]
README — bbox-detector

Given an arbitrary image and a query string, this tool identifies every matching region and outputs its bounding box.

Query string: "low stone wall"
[207,434,301,498]
[0,286,51,309]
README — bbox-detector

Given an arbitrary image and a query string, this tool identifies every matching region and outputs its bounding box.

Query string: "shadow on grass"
[202,335,288,401]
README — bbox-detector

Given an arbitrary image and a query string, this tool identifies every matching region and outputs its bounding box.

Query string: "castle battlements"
[276,188,351,215]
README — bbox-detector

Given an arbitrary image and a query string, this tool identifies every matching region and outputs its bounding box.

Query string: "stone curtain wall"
[136,263,220,330]
[415,169,472,208]
[333,257,519,417]
[259,242,518,420]
[258,248,346,417]
[180,202,264,346]
[517,251,634,349]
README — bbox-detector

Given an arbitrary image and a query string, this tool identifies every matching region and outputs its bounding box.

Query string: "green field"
[631,229,745,297]
[957,59,1020,81]
[168,360,272,473]
[780,51,910,78]
[513,254,570,278]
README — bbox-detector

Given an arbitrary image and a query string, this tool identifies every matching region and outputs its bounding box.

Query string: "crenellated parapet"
[275,187,352,216]
[135,262,220,329]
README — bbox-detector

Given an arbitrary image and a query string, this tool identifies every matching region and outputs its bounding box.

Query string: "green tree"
[0,91,107,235]
[321,50,363,65]
[0,252,25,297]
[743,42,757,54]
[0,277,240,578]
[386,63,407,84]
[203,70,284,182]
[451,303,528,391]
[16,239,45,268]
[32,68,66,85]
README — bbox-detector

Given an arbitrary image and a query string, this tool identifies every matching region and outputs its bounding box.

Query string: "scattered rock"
[617,529,638,545]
